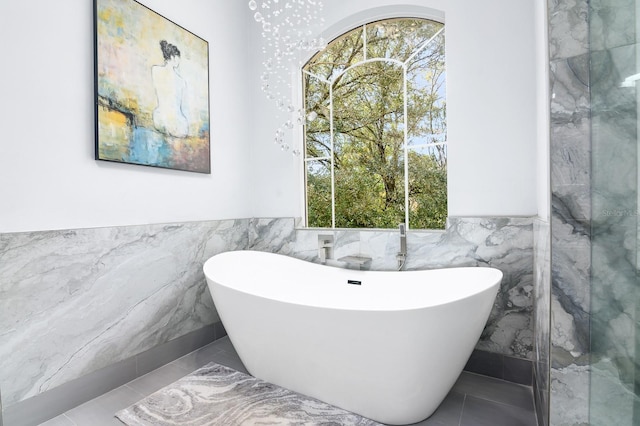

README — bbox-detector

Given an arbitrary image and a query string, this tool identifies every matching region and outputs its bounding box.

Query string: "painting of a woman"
[152,40,189,138]
[95,0,210,173]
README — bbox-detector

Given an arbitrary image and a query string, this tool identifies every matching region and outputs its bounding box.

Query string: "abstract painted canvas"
[94,0,210,173]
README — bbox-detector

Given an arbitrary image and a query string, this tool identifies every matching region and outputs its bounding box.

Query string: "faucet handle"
[318,234,334,247]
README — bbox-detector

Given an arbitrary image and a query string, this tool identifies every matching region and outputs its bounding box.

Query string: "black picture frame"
[94,0,211,173]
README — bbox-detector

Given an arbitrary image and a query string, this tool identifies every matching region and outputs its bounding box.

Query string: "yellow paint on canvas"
[98,106,132,161]
[98,8,125,37]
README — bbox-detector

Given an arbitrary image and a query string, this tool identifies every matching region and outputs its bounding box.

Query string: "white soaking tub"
[203,250,502,425]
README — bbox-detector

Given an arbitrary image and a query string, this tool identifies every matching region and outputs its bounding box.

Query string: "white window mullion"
[303,18,446,230]
[403,64,410,230]
[329,83,336,229]
[404,27,445,66]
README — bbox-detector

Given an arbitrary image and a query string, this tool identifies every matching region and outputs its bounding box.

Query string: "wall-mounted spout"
[397,223,407,270]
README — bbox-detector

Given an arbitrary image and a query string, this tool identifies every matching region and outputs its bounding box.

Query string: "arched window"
[303,18,446,230]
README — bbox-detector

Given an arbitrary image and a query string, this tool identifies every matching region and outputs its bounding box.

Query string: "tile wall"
[0,216,535,422]
[254,216,535,360]
[547,0,591,424]
[533,218,551,426]
[0,220,248,408]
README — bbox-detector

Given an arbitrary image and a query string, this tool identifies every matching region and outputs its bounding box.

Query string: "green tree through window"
[303,18,446,229]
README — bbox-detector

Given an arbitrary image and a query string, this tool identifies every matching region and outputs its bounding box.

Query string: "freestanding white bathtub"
[203,250,502,425]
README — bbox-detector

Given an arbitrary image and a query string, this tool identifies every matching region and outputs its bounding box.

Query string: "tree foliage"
[304,18,447,229]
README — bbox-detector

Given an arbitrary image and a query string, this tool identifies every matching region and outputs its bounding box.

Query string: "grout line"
[464,392,536,414]
[62,413,77,426]
[458,394,466,426]
[123,384,146,398]
[169,358,196,373]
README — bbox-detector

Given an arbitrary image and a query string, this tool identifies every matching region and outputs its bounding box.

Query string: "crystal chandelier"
[248,0,326,155]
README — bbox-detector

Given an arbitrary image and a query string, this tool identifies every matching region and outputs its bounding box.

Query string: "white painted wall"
[0,1,252,233]
[535,0,551,221]
[248,0,540,220]
[1,0,543,233]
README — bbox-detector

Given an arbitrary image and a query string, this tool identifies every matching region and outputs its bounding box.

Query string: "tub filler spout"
[397,223,407,270]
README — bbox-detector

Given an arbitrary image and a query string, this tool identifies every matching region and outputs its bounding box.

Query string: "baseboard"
[463,349,533,386]
[5,334,531,426]
[3,322,226,426]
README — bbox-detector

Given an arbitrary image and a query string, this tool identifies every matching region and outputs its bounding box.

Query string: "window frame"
[297,11,447,231]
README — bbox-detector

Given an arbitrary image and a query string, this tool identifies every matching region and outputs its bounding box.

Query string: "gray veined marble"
[533,219,551,426]
[548,0,589,61]
[116,362,382,426]
[588,17,639,426]
[547,1,594,423]
[589,0,637,52]
[279,217,535,360]
[248,217,296,252]
[1,215,536,415]
[550,56,590,127]
[0,220,248,407]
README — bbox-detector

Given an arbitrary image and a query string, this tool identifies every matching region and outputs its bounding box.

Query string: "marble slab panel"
[548,34,593,426]
[548,0,589,60]
[533,219,551,426]
[588,40,638,423]
[0,215,536,411]
[589,0,636,52]
[248,217,296,253]
[549,364,589,425]
[550,56,590,126]
[285,217,534,359]
[0,220,248,407]
[589,359,638,426]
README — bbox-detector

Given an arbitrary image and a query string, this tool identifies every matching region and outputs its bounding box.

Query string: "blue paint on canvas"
[129,128,173,167]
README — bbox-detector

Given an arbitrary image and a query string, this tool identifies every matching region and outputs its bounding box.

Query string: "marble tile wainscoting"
[533,218,551,426]
[0,220,249,425]
[252,216,536,362]
[1,216,536,425]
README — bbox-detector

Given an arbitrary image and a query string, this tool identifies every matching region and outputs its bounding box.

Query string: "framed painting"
[94,0,210,173]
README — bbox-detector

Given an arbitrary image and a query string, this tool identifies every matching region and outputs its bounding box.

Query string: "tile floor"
[39,337,537,426]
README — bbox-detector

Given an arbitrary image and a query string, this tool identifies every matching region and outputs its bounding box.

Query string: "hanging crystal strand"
[249,0,325,154]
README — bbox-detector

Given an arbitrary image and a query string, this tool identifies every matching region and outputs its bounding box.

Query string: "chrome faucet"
[318,234,334,264]
[397,223,407,270]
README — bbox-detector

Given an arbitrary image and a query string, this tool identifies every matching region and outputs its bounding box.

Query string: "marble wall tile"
[533,219,551,426]
[358,230,405,270]
[550,56,590,126]
[591,45,637,114]
[590,359,638,426]
[549,154,592,426]
[0,220,248,407]
[548,0,593,423]
[588,32,638,426]
[549,364,590,425]
[589,0,636,51]
[284,217,534,360]
[546,2,639,423]
[248,217,296,253]
[0,216,537,412]
[548,0,589,60]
